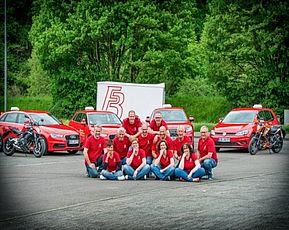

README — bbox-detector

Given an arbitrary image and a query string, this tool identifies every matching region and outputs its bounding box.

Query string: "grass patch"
[166,95,232,123]
[0,96,53,112]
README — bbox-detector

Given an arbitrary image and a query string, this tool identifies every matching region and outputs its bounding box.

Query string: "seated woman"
[100,140,125,180]
[175,143,205,182]
[150,140,175,180]
[123,138,150,180]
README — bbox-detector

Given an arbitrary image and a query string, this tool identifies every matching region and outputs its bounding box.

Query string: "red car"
[68,107,122,143]
[0,108,82,154]
[210,105,284,151]
[147,106,194,141]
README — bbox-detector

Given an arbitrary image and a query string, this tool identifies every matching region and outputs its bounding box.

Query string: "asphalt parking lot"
[0,138,289,230]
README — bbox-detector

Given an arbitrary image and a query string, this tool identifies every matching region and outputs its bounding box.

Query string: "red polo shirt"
[149,119,168,131]
[156,150,174,168]
[173,136,192,157]
[138,133,154,157]
[152,136,173,152]
[84,135,106,165]
[127,149,146,170]
[103,151,121,172]
[122,117,142,135]
[113,136,130,158]
[198,136,218,163]
[183,153,198,173]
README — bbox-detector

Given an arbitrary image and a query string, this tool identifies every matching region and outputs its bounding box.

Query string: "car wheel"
[67,150,78,154]
[0,135,3,152]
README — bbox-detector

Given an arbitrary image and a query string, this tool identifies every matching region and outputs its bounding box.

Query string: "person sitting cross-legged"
[100,140,125,181]
[175,143,205,182]
[150,140,175,181]
[123,138,150,180]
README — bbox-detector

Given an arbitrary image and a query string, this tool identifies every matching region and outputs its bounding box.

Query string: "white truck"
[96,81,165,121]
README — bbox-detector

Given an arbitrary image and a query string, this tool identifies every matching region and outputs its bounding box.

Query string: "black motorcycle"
[2,121,46,158]
[249,121,283,155]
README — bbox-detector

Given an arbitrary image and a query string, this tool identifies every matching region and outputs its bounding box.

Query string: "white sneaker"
[100,175,106,180]
[117,175,125,181]
[144,175,147,180]
[124,175,129,180]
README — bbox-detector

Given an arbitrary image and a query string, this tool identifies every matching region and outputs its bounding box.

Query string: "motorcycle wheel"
[33,137,47,158]
[67,150,78,154]
[3,138,16,156]
[271,134,283,153]
[248,136,258,155]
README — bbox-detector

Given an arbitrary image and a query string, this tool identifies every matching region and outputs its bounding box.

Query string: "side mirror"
[81,118,86,125]
[59,119,64,124]
[189,116,194,122]
[219,117,224,122]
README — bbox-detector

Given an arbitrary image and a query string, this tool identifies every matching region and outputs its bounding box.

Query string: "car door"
[1,112,22,138]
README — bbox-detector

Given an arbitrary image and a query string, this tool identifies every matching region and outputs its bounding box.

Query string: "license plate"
[68,140,79,144]
[218,137,230,142]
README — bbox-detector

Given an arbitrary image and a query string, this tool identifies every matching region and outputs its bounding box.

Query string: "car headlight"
[235,130,249,136]
[50,133,64,138]
[185,127,192,132]
[210,130,215,136]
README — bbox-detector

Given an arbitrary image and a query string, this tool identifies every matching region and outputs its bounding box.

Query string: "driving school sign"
[96,81,165,121]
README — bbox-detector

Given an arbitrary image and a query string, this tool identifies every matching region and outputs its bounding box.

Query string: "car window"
[74,113,83,122]
[157,110,187,122]
[257,111,266,121]
[4,113,18,123]
[81,113,88,123]
[88,113,121,125]
[223,111,257,123]
[0,113,7,121]
[18,113,30,124]
[29,113,60,125]
[264,110,274,121]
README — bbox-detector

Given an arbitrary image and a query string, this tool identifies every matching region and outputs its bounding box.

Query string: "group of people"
[83,110,218,182]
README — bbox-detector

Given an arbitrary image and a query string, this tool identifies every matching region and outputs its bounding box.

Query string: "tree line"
[1,0,288,120]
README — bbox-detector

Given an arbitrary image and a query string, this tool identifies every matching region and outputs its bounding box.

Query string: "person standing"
[138,122,154,165]
[150,140,175,180]
[197,126,218,180]
[83,126,106,178]
[122,110,142,139]
[175,143,205,182]
[100,140,125,180]
[113,127,130,165]
[123,138,150,180]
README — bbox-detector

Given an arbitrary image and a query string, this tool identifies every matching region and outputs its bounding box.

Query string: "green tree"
[201,0,289,117]
[30,0,199,117]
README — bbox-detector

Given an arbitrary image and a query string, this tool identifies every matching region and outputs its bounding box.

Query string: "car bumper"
[46,138,82,152]
[211,135,251,149]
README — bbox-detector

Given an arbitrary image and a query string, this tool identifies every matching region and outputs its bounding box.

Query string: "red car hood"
[214,123,253,133]
[40,124,79,135]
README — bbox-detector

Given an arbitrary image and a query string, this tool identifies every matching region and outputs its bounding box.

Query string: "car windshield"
[88,113,121,125]
[157,109,187,122]
[30,113,61,125]
[222,111,257,123]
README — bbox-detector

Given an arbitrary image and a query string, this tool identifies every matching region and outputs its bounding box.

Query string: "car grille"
[169,129,177,138]
[65,134,80,147]
[215,142,239,146]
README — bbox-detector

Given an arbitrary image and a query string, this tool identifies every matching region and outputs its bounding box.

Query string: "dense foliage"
[2,0,289,121]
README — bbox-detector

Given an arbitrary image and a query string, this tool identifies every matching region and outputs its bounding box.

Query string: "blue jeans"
[121,157,127,165]
[123,164,150,180]
[101,170,123,180]
[175,167,205,182]
[201,159,217,178]
[150,164,175,180]
[146,156,153,165]
[85,155,103,178]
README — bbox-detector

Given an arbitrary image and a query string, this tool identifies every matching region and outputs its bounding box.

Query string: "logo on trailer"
[102,86,125,118]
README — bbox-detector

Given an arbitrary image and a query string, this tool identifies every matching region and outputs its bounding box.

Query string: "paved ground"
[0,139,289,230]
